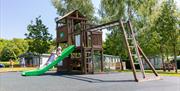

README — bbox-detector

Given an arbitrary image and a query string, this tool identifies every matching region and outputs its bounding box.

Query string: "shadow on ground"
[42,72,135,83]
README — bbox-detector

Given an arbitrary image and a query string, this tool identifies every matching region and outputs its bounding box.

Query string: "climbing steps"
[120,20,160,82]
[84,47,94,74]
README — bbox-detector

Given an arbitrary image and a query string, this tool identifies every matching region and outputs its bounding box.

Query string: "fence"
[94,54,125,72]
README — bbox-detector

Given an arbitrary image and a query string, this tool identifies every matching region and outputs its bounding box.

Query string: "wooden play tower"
[55,10,160,82]
[55,10,103,74]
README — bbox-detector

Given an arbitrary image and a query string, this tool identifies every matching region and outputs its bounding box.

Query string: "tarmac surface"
[0,72,179,91]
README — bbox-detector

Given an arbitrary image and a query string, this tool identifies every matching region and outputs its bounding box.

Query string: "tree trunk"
[160,46,165,72]
[161,54,165,72]
[173,45,178,73]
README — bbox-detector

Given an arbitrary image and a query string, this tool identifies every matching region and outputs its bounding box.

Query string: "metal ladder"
[120,20,159,81]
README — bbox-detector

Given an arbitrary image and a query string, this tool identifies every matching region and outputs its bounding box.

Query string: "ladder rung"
[127,38,133,40]
[137,55,143,57]
[132,54,137,56]
[86,52,91,54]
[129,46,135,48]
[131,54,143,58]
[86,57,91,59]
[134,62,139,65]
[86,52,91,53]
[72,57,81,58]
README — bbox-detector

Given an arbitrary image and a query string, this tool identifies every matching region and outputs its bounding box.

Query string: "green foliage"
[51,0,95,22]
[100,0,180,60]
[99,0,125,22]
[103,27,128,59]
[25,16,52,55]
[99,0,157,22]
[100,0,159,59]
[0,39,28,61]
[153,1,179,55]
[0,61,19,67]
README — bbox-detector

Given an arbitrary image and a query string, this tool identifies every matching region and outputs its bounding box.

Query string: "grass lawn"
[0,67,36,73]
[0,67,57,73]
[118,69,180,77]
[145,70,180,77]
[1,67,179,77]
[0,61,19,67]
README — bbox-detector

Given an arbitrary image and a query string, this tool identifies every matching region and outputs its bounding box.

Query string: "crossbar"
[86,20,121,32]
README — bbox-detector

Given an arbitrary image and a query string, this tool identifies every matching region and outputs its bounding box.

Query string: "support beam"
[68,16,87,21]
[137,44,159,76]
[86,20,120,32]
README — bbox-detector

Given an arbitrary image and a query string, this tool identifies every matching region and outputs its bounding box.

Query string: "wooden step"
[134,62,139,64]
[129,46,135,48]
[127,38,133,40]
[85,51,91,53]
[86,56,92,58]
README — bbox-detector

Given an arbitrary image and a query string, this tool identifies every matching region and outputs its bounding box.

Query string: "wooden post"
[84,48,87,74]
[91,48,94,74]
[100,50,104,72]
[67,19,71,45]
[80,29,85,74]
[90,31,94,74]
[71,19,74,44]
[56,22,59,49]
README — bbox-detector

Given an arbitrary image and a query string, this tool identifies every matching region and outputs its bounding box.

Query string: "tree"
[0,39,6,58]
[99,0,159,58]
[103,27,128,59]
[12,38,29,57]
[25,16,52,57]
[51,0,95,22]
[0,38,28,61]
[0,40,14,61]
[154,0,179,73]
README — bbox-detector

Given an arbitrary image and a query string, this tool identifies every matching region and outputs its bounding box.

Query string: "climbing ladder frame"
[86,19,160,82]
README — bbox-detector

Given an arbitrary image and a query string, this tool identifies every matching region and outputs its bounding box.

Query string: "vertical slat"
[119,20,138,81]
[67,19,72,45]
[71,19,74,44]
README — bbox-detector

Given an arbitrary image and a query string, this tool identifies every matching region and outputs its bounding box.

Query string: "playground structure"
[55,10,103,74]
[55,10,160,82]
[21,45,75,76]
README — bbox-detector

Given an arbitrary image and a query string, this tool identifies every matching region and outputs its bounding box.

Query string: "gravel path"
[0,72,179,91]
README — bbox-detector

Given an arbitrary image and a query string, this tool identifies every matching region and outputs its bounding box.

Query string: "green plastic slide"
[21,45,75,76]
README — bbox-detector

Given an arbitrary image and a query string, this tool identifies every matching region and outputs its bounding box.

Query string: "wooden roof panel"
[56,10,86,22]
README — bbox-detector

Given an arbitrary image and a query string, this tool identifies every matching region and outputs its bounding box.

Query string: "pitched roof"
[56,10,86,22]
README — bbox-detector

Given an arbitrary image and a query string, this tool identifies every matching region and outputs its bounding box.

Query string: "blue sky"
[0,0,180,40]
[0,0,100,39]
